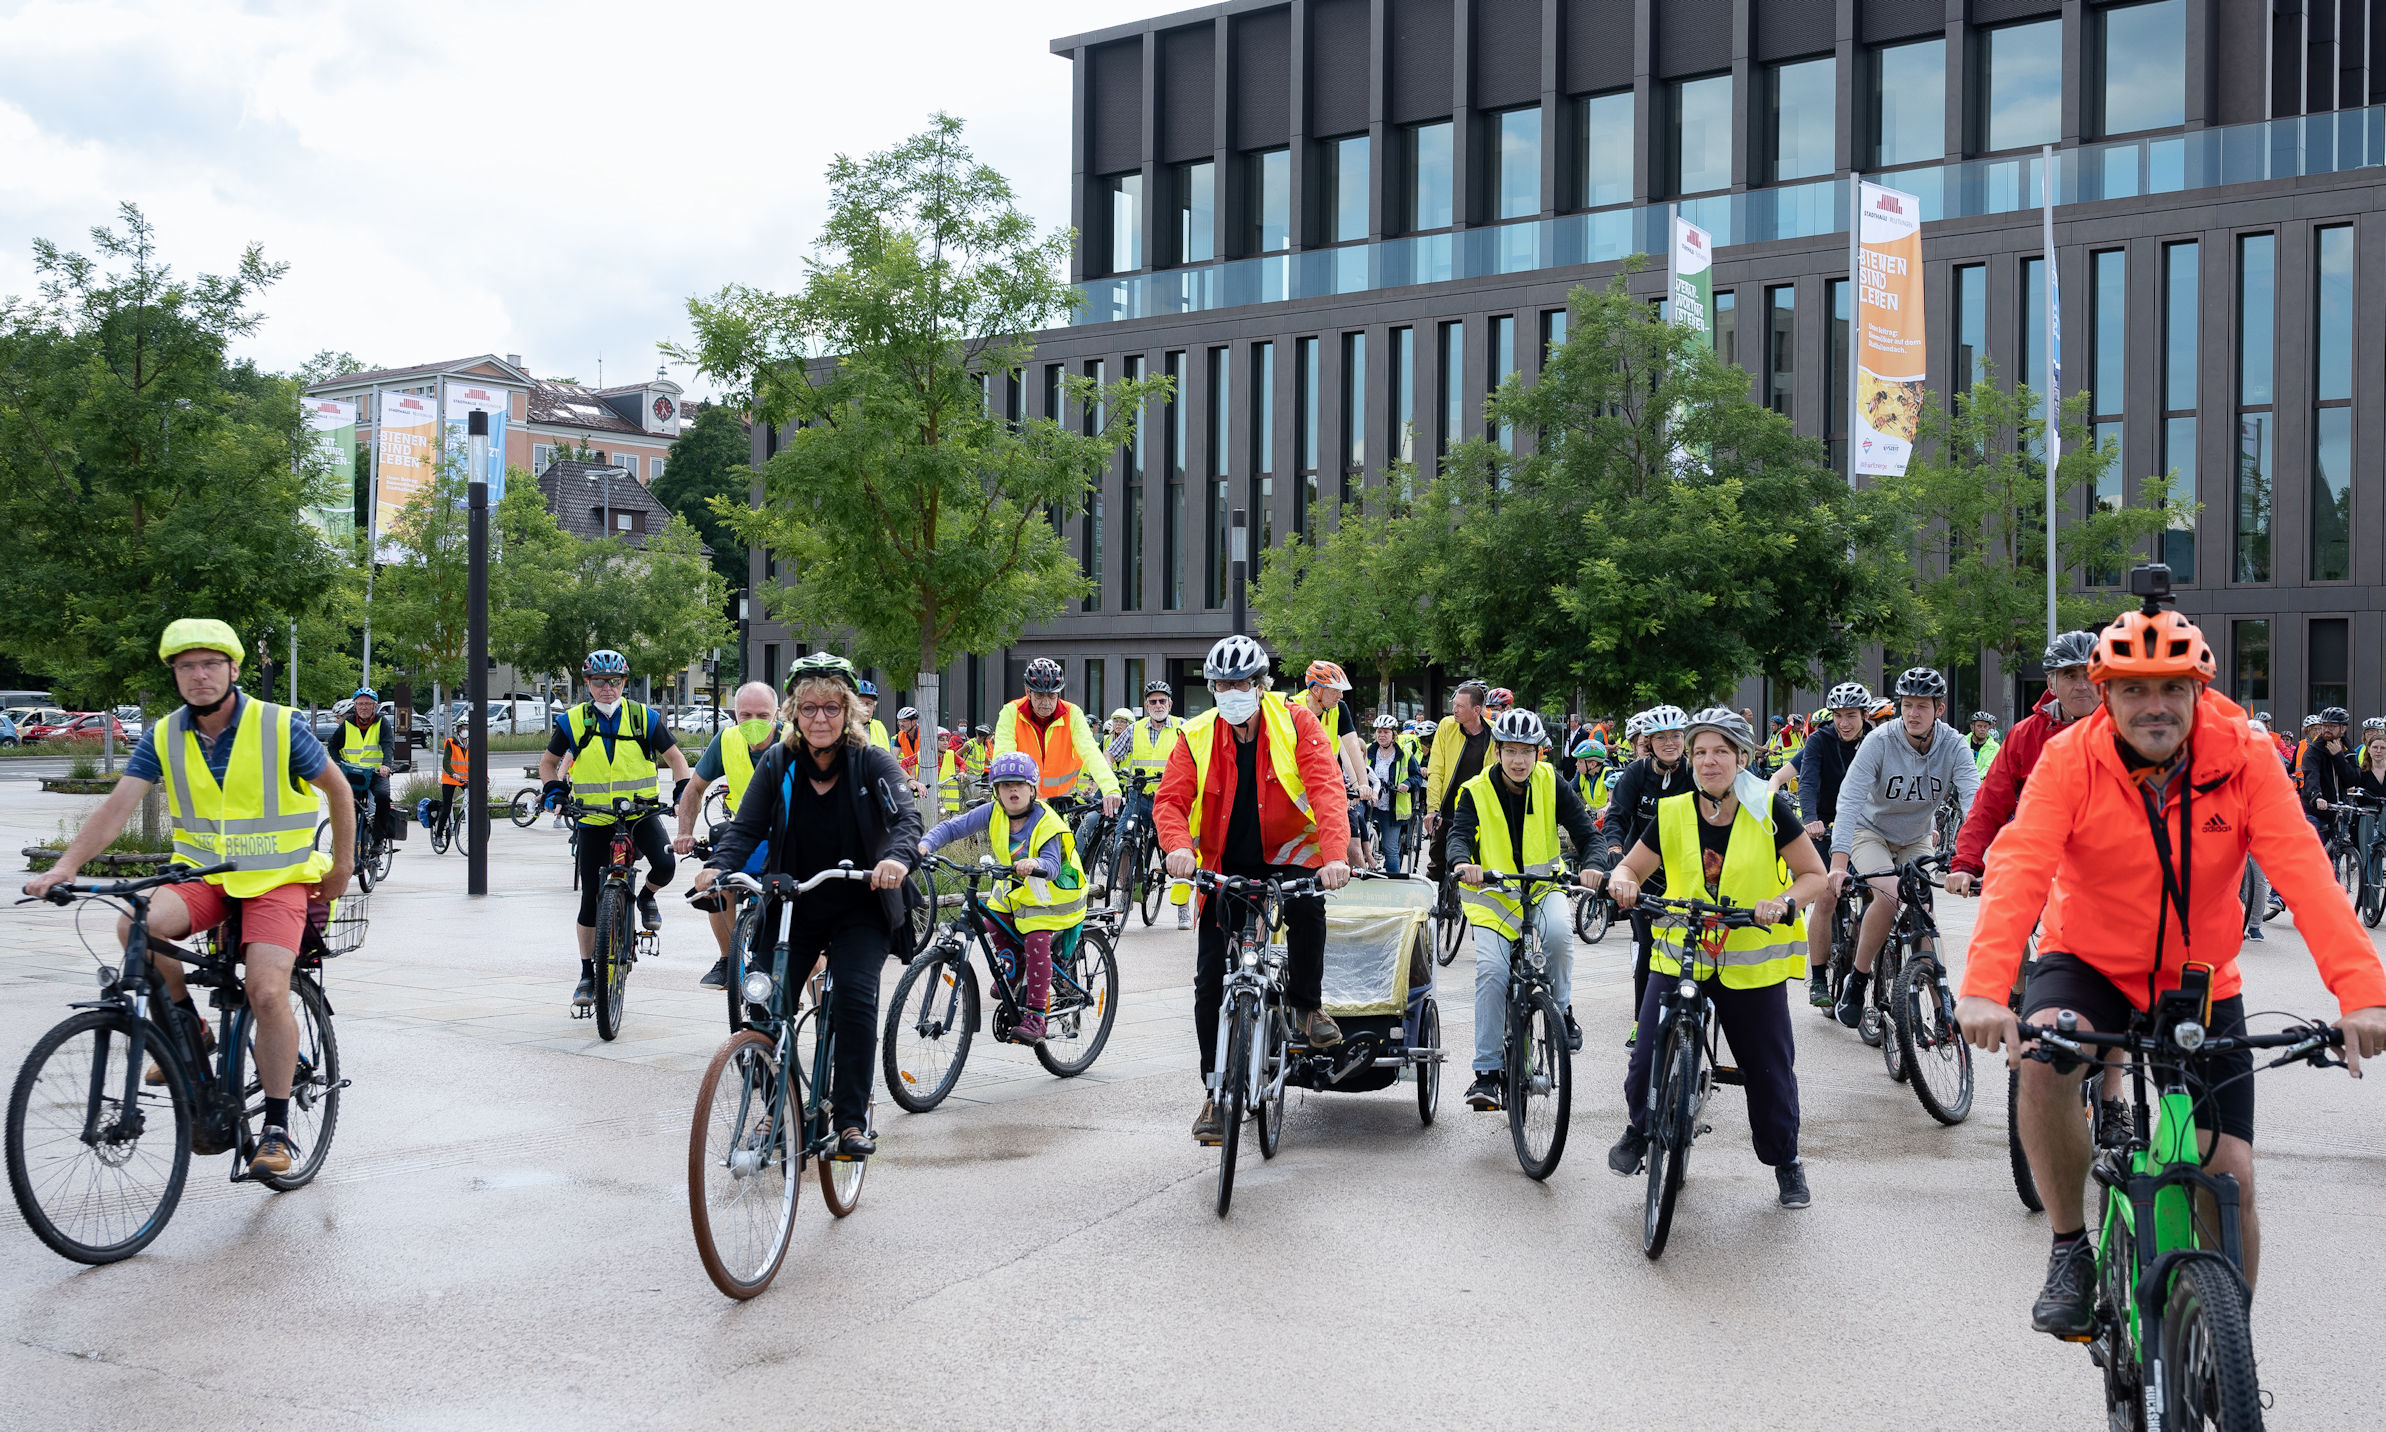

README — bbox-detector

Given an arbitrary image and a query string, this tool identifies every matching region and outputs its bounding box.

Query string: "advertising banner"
[1853,180,1926,478]
[1668,215,1715,345]
[300,397,357,548]
[374,389,440,550]
[443,380,511,504]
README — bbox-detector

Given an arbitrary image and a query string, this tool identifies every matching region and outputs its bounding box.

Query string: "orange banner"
[1854,181,1925,477]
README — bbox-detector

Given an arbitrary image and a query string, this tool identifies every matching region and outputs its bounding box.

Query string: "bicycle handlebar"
[21,860,239,906]
[2018,1017,2345,1064]
[1170,868,1323,899]
[1633,893,1794,929]
[561,794,669,820]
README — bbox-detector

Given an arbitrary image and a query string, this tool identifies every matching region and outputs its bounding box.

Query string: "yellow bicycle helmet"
[158,618,244,666]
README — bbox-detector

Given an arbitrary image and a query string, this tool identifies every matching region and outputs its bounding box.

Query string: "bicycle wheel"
[1415,997,1440,1125]
[2162,1257,2264,1430]
[236,974,342,1190]
[1255,999,1287,1159]
[1435,887,1466,967]
[905,863,940,951]
[1894,955,1972,1125]
[2007,1068,2043,1212]
[1575,890,1611,944]
[1506,989,1572,1180]
[449,806,470,860]
[725,901,763,1033]
[1139,846,1166,926]
[594,886,631,1041]
[1215,990,1251,1217]
[1036,924,1120,1077]
[687,1031,796,1299]
[882,951,976,1112]
[701,787,731,841]
[799,1004,866,1217]
[6,1009,193,1264]
[2335,844,2361,898]
[1871,950,1904,1077]
[510,787,541,827]
[2364,851,2386,929]
[1642,1016,1695,1260]
[428,808,450,854]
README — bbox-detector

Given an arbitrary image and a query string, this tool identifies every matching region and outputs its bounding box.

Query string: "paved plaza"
[2,780,2382,1430]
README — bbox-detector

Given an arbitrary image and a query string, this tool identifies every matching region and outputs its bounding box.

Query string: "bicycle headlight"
[741,971,775,1005]
[1678,978,1698,1001]
[2173,1020,2206,1053]
[1241,946,1259,969]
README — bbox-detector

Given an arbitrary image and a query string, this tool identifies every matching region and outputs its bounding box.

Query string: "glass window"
[1207,347,1229,478]
[1173,161,1215,264]
[1083,361,1105,611]
[1207,474,1229,608]
[1766,286,1795,417]
[2163,416,2196,582]
[1769,57,1835,183]
[1672,74,1734,195]
[1325,136,1370,244]
[2237,235,2274,407]
[1872,39,1946,168]
[1983,20,2061,152]
[1954,263,1987,395]
[2309,619,2350,714]
[2101,0,2185,137]
[2235,414,2272,583]
[1165,351,1185,611]
[1105,172,1143,273]
[1245,149,1290,253]
[1489,315,1516,452]
[1251,342,1275,475]
[1579,92,1633,208]
[1295,337,1319,535]
[1438,321,1465,457]
[2231,620,2269,706]
[1123,355,1145,611]
[1083,660,1105,720]
[1405,121,1454,231]
[1252,474,1274,552]
[2311,407,2351,582]
[2234,234,2274,585]
[1827,280,1848,471]
[2163,242,2198,411]
[1494,107,1542,219]
[1341,332,1367,494]
[2315,226,2354,403]
[1391,326,1416,468]
[1712,291,1735,371]
[2090,251,2124,419]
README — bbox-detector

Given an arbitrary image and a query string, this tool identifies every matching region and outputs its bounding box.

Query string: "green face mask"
[737,718,773,747]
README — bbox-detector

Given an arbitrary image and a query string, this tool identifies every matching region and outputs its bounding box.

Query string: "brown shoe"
[250,1126,297,1176]
[1191,1098,1222,1143]
[1301,1009,1343,1048]
[145,1016,214,1086]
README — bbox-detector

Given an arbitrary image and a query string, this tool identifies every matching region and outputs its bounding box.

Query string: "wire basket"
[316,889,371,958]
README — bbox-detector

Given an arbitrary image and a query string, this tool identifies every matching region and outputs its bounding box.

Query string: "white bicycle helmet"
[1490,710,1548,747]
[1683,706,1757,757]
[1641,704,1690,734]
[1824,682,1873,711]
[1202,634,1270,683]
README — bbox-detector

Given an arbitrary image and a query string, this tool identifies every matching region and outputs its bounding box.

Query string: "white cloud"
[0,0,1139,397]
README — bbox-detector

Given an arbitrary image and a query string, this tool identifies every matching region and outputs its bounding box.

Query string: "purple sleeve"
[920,802,994,851]
[1026,832,1064,881]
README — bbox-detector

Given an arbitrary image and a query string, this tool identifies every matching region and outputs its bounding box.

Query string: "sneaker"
[700,957,729,990]
[834,1127,876,1159]
[1807,969,1834,1009]
[1606,1127,1649,1176]
[1464,1072,1503,1110]
[1177,903,1194,930]
[2243,926,2265,943]
[1775,1160,1811,1208]
[1563,1008,1583,1053]
[1300,1009,1343,1048]
[2031,1237,2101,1339]
[251,1126,298,1177]
[1191,1098,1221,1143]
[572,976,595,1008]
[1834,971,1870,1029]
[638,891,662,931]
[1012,1013,1047,1044]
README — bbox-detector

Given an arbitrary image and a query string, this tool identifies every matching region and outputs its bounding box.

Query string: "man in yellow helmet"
[27,619,355,1178]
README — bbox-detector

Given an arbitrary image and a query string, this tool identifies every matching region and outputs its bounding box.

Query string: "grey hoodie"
[1830,718,1979,857]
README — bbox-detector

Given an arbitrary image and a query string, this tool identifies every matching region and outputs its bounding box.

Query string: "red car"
[28,712,131,745]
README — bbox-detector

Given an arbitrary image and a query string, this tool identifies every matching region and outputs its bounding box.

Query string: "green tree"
[1252,502,1440,714]
[1874,370,2194,669]
[671,113,1163,819]
[1424,273,1916,714]
[296,350,369,385]
[651,404,749,589]
[0,204,346,709]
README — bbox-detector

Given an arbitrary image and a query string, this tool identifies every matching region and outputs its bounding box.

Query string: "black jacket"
[1447,765,1601,871]
[1601,755,1691,878]
[1797,728,1864,830]
[707,739,923,952]
[2301,740,2359,812]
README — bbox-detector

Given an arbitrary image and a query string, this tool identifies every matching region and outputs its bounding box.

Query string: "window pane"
[1391,326,1415,466]
[1253,475,1274,551]
[1873,39,1946,168]
[1672,74,1734,195]
[1827,280,1848,462]
[1330,136,1370,244]
[1252,343,1275,473]
[1438,320,1465,457]
[1770,57,1835,182]
[1767,286,1795,416]
[2237,233,2274,406]
[2092,419,2126,586]
[1955,264,1987,393]
[1490,314,1516,452]
[1246,150,1290,253]
[2234,414,2272,583]
[1712,291,1735,371]
[2311,406,2352,582]
[1342,332,1367,487]
[1108,172,1143,273]
[2101,0,2185,136]
[2163,242,2198,412]
[2021,256,2046,413]
[1207,477,1228,606]
[1407,121,1453,230]
[1176,161,1215,264]
[1580,92,1633,207]
[1165,475,1185,610]
[2163,415,2196,582]
[1496,108,1542,219]
[2091,250,2125,418]
[2315,226,2354,403]
[1985,20,2061,152]
[2309,619,2351,714]
[2231,619,2269,706]
[1207,347,1229,478]
[1296,336,1319,476]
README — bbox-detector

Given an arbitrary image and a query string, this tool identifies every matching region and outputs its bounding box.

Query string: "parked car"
[44,713,134,745]
[18,710,88,742]
[0,711,18,747]
[0,689,55,713]
[112,705,145,739]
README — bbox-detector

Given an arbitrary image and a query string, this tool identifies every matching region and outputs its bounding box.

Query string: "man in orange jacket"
[1157,634,1352,1144]
[1956,571,2386,1339]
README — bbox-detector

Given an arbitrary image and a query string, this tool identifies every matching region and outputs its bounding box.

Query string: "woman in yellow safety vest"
[916,750,1086,1043]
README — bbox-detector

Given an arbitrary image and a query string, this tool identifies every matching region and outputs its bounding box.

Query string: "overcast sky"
[0,0,1146,399]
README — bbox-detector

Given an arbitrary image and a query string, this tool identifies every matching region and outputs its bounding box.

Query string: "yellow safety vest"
[866,718,892,755]
[1652,790,1808,988]
[1456,762,1562,939]
[984,800,1086,933]
[1180,693,1320,866]
[1126,715,1183,778]
[937,747,964,813]
[337,715,388,767]
[1311,700,1344,747]
[158,698,334,898]
[1368,740,1415,820]
[565,702,660,826]
[719,725,775,815]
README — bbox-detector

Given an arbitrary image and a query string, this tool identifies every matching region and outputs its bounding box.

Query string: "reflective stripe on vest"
[566,702,660,823]
[1005,698,1086,800]
[159,698,334,897]
[937,748,965,812]
[1456,762,1561,939]
[1126,716,1183,777]
[984,800,1086,932]
[1651,790,1808,988]
[1182,694,1319,866]
[338,716,387,767]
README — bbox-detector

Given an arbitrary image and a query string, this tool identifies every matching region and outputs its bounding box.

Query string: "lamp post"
[587,464,627,538]
[466,410,490,896]
[1229,508,1248,637]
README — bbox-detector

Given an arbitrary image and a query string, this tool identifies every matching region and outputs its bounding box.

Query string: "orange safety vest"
[1003,697,1086,800]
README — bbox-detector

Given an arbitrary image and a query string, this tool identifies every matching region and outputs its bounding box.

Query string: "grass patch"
[24,819,174,875]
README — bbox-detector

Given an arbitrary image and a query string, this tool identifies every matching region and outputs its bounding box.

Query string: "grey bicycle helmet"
[1202,634,1270,683]
[1641,704,1690,733]
[1892,666,1947,701]
[1490,709,1548,747]
[1824,682,1874,711]
[1969,711,1997,725]
[1684,706,1758,757]
[2321,706,2351,725]
[896,706,918,720]
[2363,716,2385,733]
[2042,630,2099,672]
[1143,679,1172,696]
[1022,657,1066,693]
[2303,714,2322,729]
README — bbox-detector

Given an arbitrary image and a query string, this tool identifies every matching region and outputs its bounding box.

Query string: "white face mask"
[593,698,622,718]
[1214,689,1261,726]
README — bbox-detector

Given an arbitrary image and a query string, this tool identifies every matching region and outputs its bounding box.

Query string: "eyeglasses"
[1211,679,1257,692]
[586,676,625,688]
[796,703,845,721]
[171,657,231,676]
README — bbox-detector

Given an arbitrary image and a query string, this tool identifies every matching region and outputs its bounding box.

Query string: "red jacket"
[1950,688,2087,876]
[1963,688,2386,1015]
[1154,699,1349,870]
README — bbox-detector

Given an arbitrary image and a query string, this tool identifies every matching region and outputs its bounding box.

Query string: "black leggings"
[574,814,675,926]
[770,915,888,1133]
[1193,863,1326,1083]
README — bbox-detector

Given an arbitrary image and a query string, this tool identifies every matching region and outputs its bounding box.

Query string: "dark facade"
[752,0,2386,730]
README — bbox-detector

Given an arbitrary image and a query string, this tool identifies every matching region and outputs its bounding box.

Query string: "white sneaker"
[1177,904,1193,930]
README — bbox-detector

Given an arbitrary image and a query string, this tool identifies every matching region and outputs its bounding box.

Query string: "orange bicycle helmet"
[2090,604,2217,684]
[1304,659,1351,691]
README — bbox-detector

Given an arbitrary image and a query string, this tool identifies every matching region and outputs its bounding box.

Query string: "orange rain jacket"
[1964,688,2386,1015]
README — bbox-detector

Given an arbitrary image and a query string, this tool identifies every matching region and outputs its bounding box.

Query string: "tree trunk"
[1377,655,1394,721]
[913,666,943,833]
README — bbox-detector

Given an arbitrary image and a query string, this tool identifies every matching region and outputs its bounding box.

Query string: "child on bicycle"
[916,751,1087,1044]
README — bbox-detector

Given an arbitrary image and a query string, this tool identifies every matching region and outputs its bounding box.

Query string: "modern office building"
[748,0,2386,728]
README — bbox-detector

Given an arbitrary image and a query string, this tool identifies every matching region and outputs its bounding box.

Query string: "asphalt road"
[1,783,2381,1431]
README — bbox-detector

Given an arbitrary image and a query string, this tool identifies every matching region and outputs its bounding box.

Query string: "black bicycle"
[7,864,351,1263]
[2321,793,2382,922]
[1431,870,1468,967]
[1872,854,1972,1124]
[1085,771,1164,924]
[425,788,470,857]
[1181,867,1318,1217]
[882,855,1122,1111]
[1466,870,1576,1180]
[316,764,393,892]
[564,794,667,1040]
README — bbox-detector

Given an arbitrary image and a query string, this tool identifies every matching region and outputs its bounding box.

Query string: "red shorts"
[168,880,322,955]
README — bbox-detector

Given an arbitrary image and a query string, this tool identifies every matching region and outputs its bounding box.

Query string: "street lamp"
[586,464,629,538]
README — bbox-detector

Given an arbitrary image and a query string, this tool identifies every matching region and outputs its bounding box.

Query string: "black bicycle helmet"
[2321,706,2351,725]
[2041,630,2098,673]
[1892,666,1948,701]
[1022,657,1066,693]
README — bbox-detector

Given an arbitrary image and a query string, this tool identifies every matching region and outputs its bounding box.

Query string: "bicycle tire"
[1036,924,1120,1077]
[594,886,630,1041]
[2364,852,2386,929]
[1139,844,1165,926]
[1255,1001,1287,1159]
[1575,890,1612,944]
[237,974,342,1190]
[2007,1068,2044,1212]
[1416,997,1441,1125]
[2334,844,2361,898]
[688,1030,796,1299]
[905,863,940,951]
[6,1009,194,1265]
[1507,989,1572,1180]
[798,999,866,1218]
[1215,989,1251,1217]
[882,952,976,1112]
[701,787,731,841]
[1871,948,1904,1077]
[510,787,541,827]
[1435,885,1466,967]
[428,810,450,854]
[1642,1016,1695,1260]
[1894,955,1972,1125]
[818,1133,866,1217]
[2161,1257,2264,1431]
[725,901,763,1033]
[449,805,470,860]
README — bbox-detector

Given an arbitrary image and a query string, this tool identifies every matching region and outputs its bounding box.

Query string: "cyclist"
[2352,719,2386,888]
[1296,660,1377,867]
[857,679,893,754]
[1424,680,1496,884]
[1828,668,1978,1029]
[1946,631,2102,898]
[539,649,694,1011]
[1105,707,1135,745]
[1604,708,1829,1208]
[893,705,923,777]
[25,619,352,1177]
[1110,679,1192,928]
[1449,710,1602,1109]
[1953,590,2386,1329]
[1364,713,1423,875]
[1155,634,1352,1143]
[1793,683,1873,1007]
[432,722,468,835]
[917,750,1086,1044]
[691,651,920,1158]
[336,686,395,833]
[2299,705,2357,843]
[673,680,781,990]
[1601,704,1693,1024]
[992,656,1121,817]
[1966,711,2000,776]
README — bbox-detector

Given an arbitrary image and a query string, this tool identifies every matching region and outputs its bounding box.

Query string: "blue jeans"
[1369,806,1408,875]
[1472,891,1575,1073]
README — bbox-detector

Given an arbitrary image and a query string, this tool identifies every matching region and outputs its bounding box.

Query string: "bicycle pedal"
[1712,1065,1744,1085]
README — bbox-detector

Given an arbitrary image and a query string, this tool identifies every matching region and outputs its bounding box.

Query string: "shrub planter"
[22,847,173,875]
[39,777,121,795]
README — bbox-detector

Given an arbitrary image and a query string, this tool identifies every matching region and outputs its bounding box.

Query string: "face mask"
[737,718,772,747]
[1214,689,1260,726]
[593,698,621,718]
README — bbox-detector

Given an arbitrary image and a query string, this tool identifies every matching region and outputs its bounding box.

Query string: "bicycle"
[508,783,547,827]
[1466,870,1576,1180]
[1573,880,1615,944]
[1086,771,1162,922]
[1832,866,1912,1080]
[1180,867,1318,1217]
[7,863,352,1264]
[882,855,1122,1111]
[1870,853,1972,1124]
[425,789,470,857]
[2347,792,2386,929]
[563,794,668,1040]
[316,765,393,893]
[1431,868,1468,967]
[2019,965,2347,1430]
[686,865,877,1299]
[1932,792,1963,853]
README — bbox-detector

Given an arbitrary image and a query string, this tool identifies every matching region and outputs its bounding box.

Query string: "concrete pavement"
[2,781,2382,1431]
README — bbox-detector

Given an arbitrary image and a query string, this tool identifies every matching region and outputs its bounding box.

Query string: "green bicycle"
[2020,965,2347,1430]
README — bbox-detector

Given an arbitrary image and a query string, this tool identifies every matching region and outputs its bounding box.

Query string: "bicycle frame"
[1183,871,1296,1106]
[715,867,877,1165]
[914,855,1112,1042]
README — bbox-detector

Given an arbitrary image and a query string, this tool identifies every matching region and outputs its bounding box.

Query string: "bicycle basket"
[314,890,371,958]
